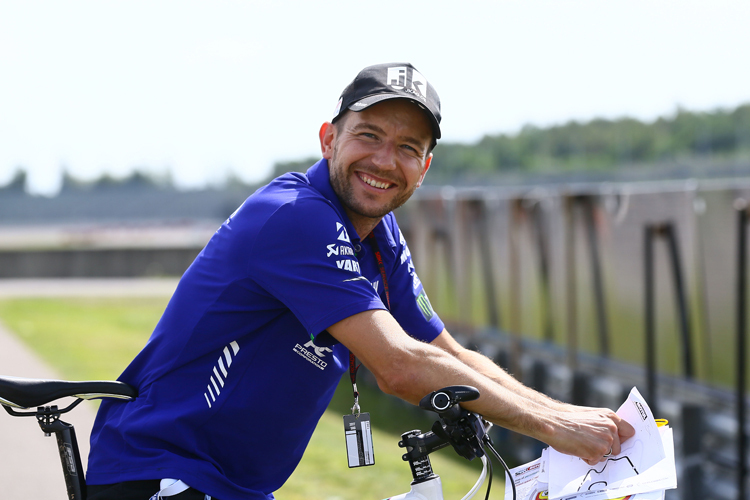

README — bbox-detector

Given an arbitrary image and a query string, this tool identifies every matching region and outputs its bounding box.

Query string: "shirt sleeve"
[381,217,445,343]
[248,199,386,337]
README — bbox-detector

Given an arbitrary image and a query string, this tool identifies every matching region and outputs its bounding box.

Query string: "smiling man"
[325,97,433,234]
[86,63,633,500]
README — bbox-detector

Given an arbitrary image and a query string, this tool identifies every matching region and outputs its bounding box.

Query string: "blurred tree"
[60,170,175,194]
[427,102,750,181]
[0,169,28,194]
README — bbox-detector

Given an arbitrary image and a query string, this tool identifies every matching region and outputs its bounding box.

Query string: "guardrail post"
[508,198,524,378]
[531,359,548,394]
[572,371,591,406]
[644,224,658,417]
[565,196,579,371]
[663,224,694,379]
[735,199,748,500]
[581,196,610,357]
[528,199,555,343]
[681,404,705,500]
[643,221,695,418]
[474,199,501,331]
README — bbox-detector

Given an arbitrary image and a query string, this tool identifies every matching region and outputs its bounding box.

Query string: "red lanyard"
[368,232,391,309]
[350,232,390,415]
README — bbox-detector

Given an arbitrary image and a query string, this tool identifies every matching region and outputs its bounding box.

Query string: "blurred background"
[1,1,749,499]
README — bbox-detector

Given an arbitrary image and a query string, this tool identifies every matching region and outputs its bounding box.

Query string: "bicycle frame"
[386,455,489,500]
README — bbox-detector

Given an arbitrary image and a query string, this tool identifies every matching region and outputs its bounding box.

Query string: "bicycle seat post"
[36,405,86,500]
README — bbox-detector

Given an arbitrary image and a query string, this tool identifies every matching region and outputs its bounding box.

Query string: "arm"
[431,329,573,411]
[328,311,634,465]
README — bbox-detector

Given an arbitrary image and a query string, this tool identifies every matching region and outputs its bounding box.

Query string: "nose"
[370,141,398,171]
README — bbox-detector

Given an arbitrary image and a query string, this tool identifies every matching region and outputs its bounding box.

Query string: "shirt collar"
[306,158,363,245]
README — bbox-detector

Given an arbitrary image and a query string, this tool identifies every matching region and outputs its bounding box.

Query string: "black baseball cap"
[332,62,442,141]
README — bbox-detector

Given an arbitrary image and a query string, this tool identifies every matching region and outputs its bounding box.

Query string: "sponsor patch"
[293,340,332,371]
[416,290,435,320]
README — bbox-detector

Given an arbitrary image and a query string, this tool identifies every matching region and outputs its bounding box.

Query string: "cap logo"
[332,97,343,118]
[386,66,427,101]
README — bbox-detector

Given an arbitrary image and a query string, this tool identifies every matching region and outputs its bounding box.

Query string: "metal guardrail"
[402,179,750,500]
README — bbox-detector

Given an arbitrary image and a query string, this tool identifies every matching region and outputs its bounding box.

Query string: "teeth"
[360,173,391,190]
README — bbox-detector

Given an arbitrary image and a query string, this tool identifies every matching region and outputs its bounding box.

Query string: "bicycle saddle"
[0,375,137,409]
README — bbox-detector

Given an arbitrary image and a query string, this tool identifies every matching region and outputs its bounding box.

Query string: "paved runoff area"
[0,277,180,298]
[0,278,177,499]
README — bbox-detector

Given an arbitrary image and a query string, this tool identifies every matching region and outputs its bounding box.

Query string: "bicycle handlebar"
[399,385,491,485]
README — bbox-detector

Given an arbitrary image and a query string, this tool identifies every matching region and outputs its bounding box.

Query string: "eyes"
[357,132,425,158]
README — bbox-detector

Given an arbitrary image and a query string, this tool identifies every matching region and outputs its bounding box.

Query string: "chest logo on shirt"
[336,222,351,243]
[293,339,332,371]
[336,259,361,273]
[325,222,360,274]
[327,244,354,258]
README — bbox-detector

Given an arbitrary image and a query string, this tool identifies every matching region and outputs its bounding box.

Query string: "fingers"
[605,435,621,460]
[584,410,627,463]
[547,406,635,465]
[597,413,633,461]
[605,413,635,459]
[617,417,636,441]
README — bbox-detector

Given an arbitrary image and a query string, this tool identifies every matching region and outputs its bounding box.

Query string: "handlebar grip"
[418,385,480,418]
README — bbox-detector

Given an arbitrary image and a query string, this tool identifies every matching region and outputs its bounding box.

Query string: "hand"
[545,406,635,465]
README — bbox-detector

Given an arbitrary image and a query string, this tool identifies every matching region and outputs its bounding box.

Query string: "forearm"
[330,312,552,436]
[329,311,631,463]
[426,330,637,462]
[381,340,558,439]
[431,330,571,411]
[401,346,629,463]
[453,347,571,411]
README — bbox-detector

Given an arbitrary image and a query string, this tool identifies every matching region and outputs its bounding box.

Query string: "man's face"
[322,99,434,221]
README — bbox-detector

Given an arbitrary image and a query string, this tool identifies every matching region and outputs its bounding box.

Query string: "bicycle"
[0,376,516,500]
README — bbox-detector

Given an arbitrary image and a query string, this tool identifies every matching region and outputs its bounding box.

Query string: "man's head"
[331,62,441,151]
[319,63,441,234]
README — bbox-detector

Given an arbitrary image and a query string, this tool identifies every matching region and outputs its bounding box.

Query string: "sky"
[1,1,749,195]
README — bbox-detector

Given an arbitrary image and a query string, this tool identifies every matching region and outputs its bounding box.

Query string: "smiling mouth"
[357,172,393,190]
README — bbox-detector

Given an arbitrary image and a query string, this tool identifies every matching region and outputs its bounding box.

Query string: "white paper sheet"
[503,387,677,500]
[547,387,666,499]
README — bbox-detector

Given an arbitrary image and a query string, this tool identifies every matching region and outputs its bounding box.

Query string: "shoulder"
[206,172,347,265]
[241,182,354,265]
[230,172,340,231]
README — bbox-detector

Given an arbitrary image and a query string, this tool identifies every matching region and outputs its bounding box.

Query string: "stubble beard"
[329,146,418,220]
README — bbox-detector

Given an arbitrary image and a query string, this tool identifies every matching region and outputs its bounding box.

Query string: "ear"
[319,122,335,159]
[416,153,432,188]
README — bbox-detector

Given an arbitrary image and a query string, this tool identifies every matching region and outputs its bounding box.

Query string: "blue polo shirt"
[86,159,444,500]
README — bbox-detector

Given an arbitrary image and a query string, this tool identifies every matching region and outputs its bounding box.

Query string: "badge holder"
[343,233,391,468]
[343,356,374,467]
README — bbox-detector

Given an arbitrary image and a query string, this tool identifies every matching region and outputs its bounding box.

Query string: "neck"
[344,208,382,240]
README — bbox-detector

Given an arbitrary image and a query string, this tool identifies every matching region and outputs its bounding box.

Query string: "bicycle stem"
[399,429,451,483]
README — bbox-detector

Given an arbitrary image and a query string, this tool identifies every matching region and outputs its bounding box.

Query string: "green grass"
[0,297,502,499]
[0,297,168,380]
